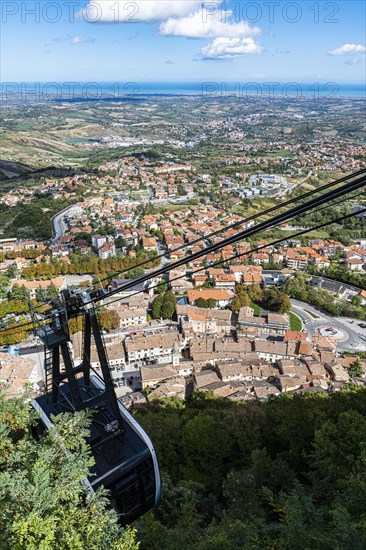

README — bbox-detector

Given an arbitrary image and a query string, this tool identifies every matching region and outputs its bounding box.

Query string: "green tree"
[230,296,242,313]
[154,280,168,295]
[164,291,176,305]
[6,265,17,279]
[235,285,250,306]
[246,284,264,303]
[127,267,144,279]
[262,288,291,314]
[311,410,366,498]
[99,310,120,331]
[348,359,363,378]
[0,276,10,300]
[177,185,187,196]
[151,295,164,319]
[230,285,250,312]
[35,286,47,302]
[181,412,233,492]
[195,298,208,308]
[351,296,362,307]
[160,301,175,320]
[47,282,59,301]
[135,477,204,550]
[134,388,366,549]
[275,290,291,313]
[0,395,139,550]
[10,284,30,302]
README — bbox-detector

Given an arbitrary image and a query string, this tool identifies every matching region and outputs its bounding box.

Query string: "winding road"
[52,205,82,242]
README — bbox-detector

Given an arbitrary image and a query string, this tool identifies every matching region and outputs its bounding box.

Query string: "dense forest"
[133,388,366,549]
[1,387,366,548]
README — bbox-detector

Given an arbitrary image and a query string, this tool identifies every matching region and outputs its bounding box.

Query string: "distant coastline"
[117,81,365,98]
[2,81,366,101]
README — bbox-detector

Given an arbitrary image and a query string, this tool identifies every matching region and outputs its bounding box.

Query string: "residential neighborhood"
[0,108,365,408]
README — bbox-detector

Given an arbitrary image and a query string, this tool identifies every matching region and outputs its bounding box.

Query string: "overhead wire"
[0,194,352,336]
[91,168,366,288]
[7,168,364,314]
[0,174,364,335]
[97,208,366,312]
[88,173,366,304]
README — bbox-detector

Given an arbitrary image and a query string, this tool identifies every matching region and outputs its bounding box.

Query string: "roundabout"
[290,299,366,352]
[318,325,347,342]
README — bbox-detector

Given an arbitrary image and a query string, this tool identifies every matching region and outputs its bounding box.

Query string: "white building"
[117,308,147,329]
[92,234,107,250]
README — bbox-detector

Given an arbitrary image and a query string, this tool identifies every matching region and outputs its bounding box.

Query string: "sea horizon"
[1,81,365,100]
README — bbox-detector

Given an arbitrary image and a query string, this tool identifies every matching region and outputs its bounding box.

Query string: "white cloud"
[328,43,366,56]
[159,9,260,39]
[71,35,95,45]
[200,37,263,59]
[78,1,200,23]
[77,1,262,62]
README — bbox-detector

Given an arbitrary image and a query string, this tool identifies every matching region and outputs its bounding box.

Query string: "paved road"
[291,299,366,352]
[52,205,81,242]
[298,170,312,185]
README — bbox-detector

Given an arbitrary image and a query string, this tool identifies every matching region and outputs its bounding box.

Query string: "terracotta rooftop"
[187,289,234,303]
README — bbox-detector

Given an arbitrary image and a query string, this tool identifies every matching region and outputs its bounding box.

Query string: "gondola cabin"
[30,288,161,524]
[32,376,161,524]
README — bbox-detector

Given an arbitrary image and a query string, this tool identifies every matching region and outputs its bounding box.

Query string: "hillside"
[133,387,366,549]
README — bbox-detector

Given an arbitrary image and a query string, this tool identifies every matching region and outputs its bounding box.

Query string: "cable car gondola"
[30,288,161,525]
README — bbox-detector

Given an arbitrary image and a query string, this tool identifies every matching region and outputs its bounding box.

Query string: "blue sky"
[1,1,365,84]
